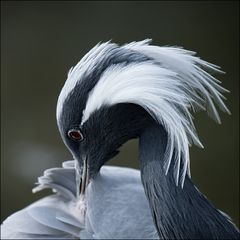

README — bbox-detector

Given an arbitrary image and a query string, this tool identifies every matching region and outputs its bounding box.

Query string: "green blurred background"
[1,1,239,226]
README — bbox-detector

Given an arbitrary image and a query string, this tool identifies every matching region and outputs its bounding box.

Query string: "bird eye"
[68,129,83,141]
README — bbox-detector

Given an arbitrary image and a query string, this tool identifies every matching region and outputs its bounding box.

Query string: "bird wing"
[86,165,158,239]
[1,161,88,239]
[1,161,158,239]
[1,195,81,239]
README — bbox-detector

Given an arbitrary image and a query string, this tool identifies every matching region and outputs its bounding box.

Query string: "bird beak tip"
[79,156,90,197]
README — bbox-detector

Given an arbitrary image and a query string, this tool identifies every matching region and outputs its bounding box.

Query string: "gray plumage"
[1,161,157,239]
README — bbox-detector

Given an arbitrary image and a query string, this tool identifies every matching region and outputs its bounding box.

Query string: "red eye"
[68,129,83,141]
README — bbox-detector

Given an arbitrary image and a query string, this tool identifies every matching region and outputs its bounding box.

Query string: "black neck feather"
[139,123,239,239]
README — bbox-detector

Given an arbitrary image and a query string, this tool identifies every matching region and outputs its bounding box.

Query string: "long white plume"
[56,41,116,122]
[81,39,230,187]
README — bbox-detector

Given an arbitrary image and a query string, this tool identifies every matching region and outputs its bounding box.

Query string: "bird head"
[56,39,229,197]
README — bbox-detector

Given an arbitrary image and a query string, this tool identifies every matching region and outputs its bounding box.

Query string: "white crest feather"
[56,41,116,122]
[81,39,230,187]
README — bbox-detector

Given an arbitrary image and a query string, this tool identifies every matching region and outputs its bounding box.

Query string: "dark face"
[58,44,152,182]
[59,103,152,180]
[57,44,152,195]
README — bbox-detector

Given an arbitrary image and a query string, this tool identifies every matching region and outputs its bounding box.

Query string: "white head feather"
[56,41,116,122]
[80,39,230,187]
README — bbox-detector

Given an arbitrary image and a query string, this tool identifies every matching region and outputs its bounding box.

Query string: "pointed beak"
[79,156,89,197]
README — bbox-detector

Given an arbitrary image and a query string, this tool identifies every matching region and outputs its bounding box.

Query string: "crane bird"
[1,39,239,239]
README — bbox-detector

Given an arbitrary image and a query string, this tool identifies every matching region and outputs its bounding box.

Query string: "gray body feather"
[1,161,158,239]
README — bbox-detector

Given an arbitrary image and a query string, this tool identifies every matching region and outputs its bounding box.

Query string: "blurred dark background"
[1,1,239,226]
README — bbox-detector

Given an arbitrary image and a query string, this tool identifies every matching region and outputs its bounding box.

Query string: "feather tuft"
[80,40,230,187]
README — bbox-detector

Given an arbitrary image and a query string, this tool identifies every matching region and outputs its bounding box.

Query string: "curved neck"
[139,123,239,239]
